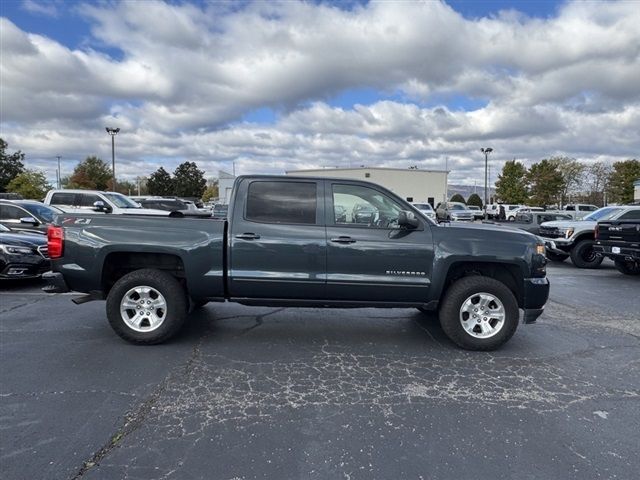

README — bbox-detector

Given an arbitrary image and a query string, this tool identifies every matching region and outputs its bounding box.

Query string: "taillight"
[47,225,64,259]
[594,224,599,240]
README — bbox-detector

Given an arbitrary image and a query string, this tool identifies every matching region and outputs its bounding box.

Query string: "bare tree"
[584,161,612,206]
[550,157,585,207]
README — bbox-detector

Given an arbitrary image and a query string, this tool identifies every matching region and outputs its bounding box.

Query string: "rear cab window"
[245,181,318,225]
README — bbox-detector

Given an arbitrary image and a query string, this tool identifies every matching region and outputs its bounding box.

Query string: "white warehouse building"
[286,167,448,206]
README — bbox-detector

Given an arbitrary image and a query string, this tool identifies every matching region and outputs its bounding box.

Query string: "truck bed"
[54,214,227,299]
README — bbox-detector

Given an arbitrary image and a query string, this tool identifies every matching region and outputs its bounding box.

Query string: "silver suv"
[435,202,474,222]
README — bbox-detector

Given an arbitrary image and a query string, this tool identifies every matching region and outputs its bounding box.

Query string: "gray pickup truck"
[44,175,549,351]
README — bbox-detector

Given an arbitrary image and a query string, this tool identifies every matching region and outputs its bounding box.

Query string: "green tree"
[527,159,564,207]
[67,156,111,190]
[551,157,585,207]
[467,193,483,208]
[495,160,528,204]
[173,162,206,198]
[449,193,466,203]
[6,169,52,200]
[202,184,219,202]
[147,167,174,196]
[0,138,26,192]
[607,159,640,204]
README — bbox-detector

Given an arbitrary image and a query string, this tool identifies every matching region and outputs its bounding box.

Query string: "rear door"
[228,179,326,299]
[325,181,434,303]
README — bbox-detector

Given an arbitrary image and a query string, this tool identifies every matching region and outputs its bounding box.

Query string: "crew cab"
[594,210,640,275]
[43,176,550,351]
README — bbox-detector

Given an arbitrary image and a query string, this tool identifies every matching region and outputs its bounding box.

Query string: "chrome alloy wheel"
[459,292,506,339]
[120,286,167,332]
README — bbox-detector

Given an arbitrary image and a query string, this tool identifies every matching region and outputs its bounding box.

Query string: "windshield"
[584,207,623,221]
[451,204,466,210]
[103,193,141,209]
[468,206,480,211]
[21,203,63,222]
[0,224,9,232]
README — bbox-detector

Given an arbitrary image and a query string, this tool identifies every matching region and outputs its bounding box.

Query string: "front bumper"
[540,236,573,254]
[522,277,550,324]
[42,271,70,293]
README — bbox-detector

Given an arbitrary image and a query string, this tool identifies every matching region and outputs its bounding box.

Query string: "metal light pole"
[481,147,493,219]
[56,155,61,189]
[106,127,120,191]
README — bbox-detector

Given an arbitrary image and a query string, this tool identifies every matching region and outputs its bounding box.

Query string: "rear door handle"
[235,233,261,240]
[330,236,356,244]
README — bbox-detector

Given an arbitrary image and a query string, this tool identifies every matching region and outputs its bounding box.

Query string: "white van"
[44,190,168,216]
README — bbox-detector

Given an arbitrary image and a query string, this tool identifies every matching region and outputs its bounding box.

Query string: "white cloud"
[1,0,639,186]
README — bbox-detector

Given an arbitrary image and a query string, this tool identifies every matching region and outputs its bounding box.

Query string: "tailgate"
[597,221,640,243]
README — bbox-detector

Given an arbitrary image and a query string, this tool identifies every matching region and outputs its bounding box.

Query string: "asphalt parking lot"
[1,261,639,480]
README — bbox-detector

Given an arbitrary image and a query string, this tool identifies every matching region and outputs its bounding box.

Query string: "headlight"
[0,244,34,255]
[563,228,574,238]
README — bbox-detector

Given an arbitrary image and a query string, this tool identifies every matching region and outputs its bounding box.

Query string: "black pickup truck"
[44,175,549,351]
[594,218,640,275]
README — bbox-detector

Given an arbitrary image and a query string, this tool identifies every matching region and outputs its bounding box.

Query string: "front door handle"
[330,236,356,244]
[235,233,261,240]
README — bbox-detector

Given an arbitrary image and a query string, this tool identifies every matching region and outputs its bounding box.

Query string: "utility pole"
[444,156,449,202]
[56,156,61,189]
[106,127,120,191]
[481,148,493,219]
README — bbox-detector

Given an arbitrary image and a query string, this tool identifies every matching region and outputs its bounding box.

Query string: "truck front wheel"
[570,240,603,269]
[106,269,188,344]
[439,276,519,351]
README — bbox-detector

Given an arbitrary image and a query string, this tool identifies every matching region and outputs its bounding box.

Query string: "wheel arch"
[101,251,186,295]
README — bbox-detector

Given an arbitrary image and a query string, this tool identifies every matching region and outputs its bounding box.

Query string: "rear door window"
[50,193,76,206]
[246,181,317,225]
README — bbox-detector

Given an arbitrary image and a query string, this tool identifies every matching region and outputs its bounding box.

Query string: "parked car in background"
[0,224,49,279]
[540,206,640,268]
[45,190,168,216]
[411,203,436,220]
[131,197,211,217]
[594,213,640,275]
[352,203,377,223]
[435,202,474,222]
[507,206,544,221]
[485,204,523,219]
[467,205,483,220]
[510,212,573,235]
[212,204,229,219]
[563,204,598,220]
[0,193,24,200]
[0,201,64,235]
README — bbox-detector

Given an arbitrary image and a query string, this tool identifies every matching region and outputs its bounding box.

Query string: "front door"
[228,179,327,299]
[325,182,434,303]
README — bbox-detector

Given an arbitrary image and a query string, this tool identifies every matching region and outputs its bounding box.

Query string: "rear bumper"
[42,271,70,293]
[594,243,640,261]
[522,277,550,324]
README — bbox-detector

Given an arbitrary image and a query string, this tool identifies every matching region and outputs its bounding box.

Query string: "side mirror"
[19,216,39,225]
[398,210,419,229]
[92,200,110,212]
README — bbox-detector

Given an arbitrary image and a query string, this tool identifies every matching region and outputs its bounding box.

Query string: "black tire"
[614,259,640,276]
[546,251,569,262]
[106,269,188,344]
[570,240,604,269]
[439,276,519,351]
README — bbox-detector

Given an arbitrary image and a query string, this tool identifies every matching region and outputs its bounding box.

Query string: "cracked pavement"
[1,261,639,479]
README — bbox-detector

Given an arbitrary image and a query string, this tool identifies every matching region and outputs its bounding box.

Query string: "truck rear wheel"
[614,259,640,275]
[439,276,519,351]
[106,269,188,344]
[570,240,603,269]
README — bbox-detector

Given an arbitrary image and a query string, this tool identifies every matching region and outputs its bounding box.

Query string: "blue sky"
[1,0,638,184]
